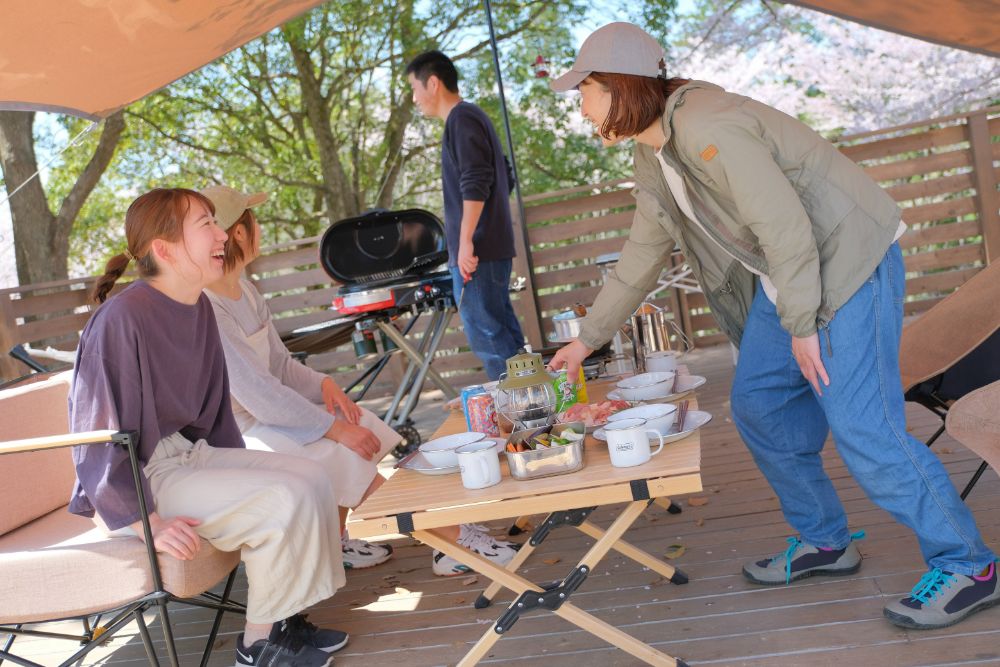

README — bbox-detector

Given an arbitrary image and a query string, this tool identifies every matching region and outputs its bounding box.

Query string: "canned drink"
[466,392,500,436]
[461,384,486,431]
[352,327,377,358]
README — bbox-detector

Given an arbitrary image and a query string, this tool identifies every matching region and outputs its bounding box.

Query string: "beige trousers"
[242,407,401,508]
[141,433,346,624]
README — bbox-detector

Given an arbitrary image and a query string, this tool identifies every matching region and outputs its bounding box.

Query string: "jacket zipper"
[818,320,833,357]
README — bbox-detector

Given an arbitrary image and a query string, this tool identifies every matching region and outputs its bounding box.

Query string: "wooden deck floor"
[10,345,1000,666]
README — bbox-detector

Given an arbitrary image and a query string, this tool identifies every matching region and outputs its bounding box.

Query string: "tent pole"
[482,0,542,345]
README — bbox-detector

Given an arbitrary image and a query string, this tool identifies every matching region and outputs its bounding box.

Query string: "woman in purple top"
[70,188,347,667]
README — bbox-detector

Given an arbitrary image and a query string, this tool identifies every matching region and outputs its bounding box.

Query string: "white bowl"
[615,371,676,401]
[607,403,677,435]
[419,432,486,467]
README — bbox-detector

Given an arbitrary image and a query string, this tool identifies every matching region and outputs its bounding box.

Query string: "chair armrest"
[0,429,166,587]
[0,429,119,456]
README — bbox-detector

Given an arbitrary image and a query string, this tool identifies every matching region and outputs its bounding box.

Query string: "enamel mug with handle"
[456,440,502,489]
[603,417,665,467]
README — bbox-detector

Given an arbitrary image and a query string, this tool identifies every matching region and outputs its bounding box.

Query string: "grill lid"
[319,208,447,285]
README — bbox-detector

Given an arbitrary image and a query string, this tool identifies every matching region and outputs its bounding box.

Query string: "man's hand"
[328,420,382,461]
[457,239,478,282]
[133,512,202,561]
[547,339,594,383]
[322,377,361,424]
[792,332,830,396]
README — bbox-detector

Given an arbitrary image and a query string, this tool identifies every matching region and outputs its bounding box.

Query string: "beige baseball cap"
[550,22,667,93]
[200,185,268,230]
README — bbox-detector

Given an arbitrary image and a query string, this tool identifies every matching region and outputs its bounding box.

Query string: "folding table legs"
[415,501,689,666]
[477,501,686,608]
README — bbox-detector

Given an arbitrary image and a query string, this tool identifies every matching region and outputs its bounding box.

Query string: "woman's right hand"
[548,339,593,382]
[328,420,381,460]
[133,512,202,561]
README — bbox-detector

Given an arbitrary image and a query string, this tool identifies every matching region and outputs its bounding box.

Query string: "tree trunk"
[0,111,58,285]
[0,110,125,285]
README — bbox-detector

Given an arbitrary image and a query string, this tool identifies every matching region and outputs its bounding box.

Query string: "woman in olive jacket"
[550,22,998,631]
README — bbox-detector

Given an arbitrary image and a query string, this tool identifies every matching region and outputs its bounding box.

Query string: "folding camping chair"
[0,373,245,667]
[899,260,1000,498]
[946,380,1000,498]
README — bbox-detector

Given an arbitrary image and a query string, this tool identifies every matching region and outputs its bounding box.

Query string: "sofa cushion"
[0,371,78,536]
[0,506,240,624]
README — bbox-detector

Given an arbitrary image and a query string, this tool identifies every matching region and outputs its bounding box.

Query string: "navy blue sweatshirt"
[441,101,516,265]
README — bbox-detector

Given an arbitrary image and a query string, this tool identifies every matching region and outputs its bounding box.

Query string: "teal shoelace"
[776,530,866,584]
[909,568,957,603]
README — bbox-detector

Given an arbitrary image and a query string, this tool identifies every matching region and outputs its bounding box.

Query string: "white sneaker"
[459,523,492,539]
[342,537,393,569]
[432,529,520,576]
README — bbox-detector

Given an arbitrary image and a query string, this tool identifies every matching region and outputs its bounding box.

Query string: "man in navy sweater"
[406,50,524,380]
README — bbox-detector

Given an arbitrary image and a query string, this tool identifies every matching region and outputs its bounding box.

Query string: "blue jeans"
[451,259,525,380]
[731,243,995,575]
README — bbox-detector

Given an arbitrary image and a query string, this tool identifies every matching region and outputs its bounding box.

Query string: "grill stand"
[378,309,458,428]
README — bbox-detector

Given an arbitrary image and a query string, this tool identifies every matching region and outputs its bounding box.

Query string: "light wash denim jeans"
[731,243,995,575]
[451,258,525,380]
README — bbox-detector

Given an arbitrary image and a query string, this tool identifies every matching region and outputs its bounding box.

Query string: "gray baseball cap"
[550,22,667,93]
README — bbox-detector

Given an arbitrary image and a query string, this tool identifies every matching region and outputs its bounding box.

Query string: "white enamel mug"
[456,440,502,489]
[645,351,679,374]
[603,417,665,468]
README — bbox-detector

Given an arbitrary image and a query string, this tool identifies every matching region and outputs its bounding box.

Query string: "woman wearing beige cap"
[202,184,398,570]
[548,22,998,631]
[202,185,521,576]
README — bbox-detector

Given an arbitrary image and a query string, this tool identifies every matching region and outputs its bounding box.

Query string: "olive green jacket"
[578,81,901,349]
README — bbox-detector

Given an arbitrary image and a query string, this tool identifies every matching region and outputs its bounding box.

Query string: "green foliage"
[61,0,681,270]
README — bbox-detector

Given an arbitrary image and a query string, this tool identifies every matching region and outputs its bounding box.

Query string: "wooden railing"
[2,106,997,389]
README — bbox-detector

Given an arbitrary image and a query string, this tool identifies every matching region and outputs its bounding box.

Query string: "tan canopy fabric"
[0,1,996,121]
[0,0,326,120]
[784,0,1000,58]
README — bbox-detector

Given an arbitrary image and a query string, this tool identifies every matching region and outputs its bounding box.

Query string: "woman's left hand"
[322,377,362,424]
[792,333,830,396]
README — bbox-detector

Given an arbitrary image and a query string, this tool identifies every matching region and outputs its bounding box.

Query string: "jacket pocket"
[798,176,856,246]
[705,263,756,348]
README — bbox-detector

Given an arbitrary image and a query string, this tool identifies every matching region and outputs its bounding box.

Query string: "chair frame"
[0,430,245,667]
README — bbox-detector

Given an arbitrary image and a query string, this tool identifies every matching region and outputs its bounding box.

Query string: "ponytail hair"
[90,188,215,304]
[92,253,130,304]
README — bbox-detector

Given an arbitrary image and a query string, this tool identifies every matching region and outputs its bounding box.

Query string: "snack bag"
[552,367,588,413]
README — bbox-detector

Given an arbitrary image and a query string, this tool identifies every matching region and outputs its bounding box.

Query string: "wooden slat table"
[349,378,702,667]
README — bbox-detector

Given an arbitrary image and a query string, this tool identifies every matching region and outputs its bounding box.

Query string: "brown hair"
[92,188,216,304]
[221,208,258,273]
[587,72,690,140]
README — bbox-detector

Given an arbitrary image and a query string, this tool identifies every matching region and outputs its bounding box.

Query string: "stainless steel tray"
[504,422,586,481]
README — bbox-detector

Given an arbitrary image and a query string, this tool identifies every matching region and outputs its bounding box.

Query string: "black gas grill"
[320,208,454,315]
[315,208,459,452]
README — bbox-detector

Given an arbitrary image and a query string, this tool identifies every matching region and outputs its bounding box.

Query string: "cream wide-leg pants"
[242,407,401,508]
[141,433,346,624]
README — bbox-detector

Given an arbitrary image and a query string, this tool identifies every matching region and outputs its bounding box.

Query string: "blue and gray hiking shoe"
[281,614,349,653]
[884,561,1000,629]
[743,532,865,585]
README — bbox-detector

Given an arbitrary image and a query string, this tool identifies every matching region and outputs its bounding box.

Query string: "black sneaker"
[884,561,1000,629]
[234,625,332,666]
[742,531,865,585]
[282,614,349,653]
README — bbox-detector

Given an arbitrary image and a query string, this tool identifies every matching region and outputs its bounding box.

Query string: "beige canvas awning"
[0,0,326,120]
[784,0,999,58]
[0,1,996,121]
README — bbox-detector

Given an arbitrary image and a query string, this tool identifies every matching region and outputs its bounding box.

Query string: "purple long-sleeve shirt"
[68,281,244,530]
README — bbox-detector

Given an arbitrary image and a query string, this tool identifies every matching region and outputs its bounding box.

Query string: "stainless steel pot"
[629,306,674,372]
[552,310,585,340]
